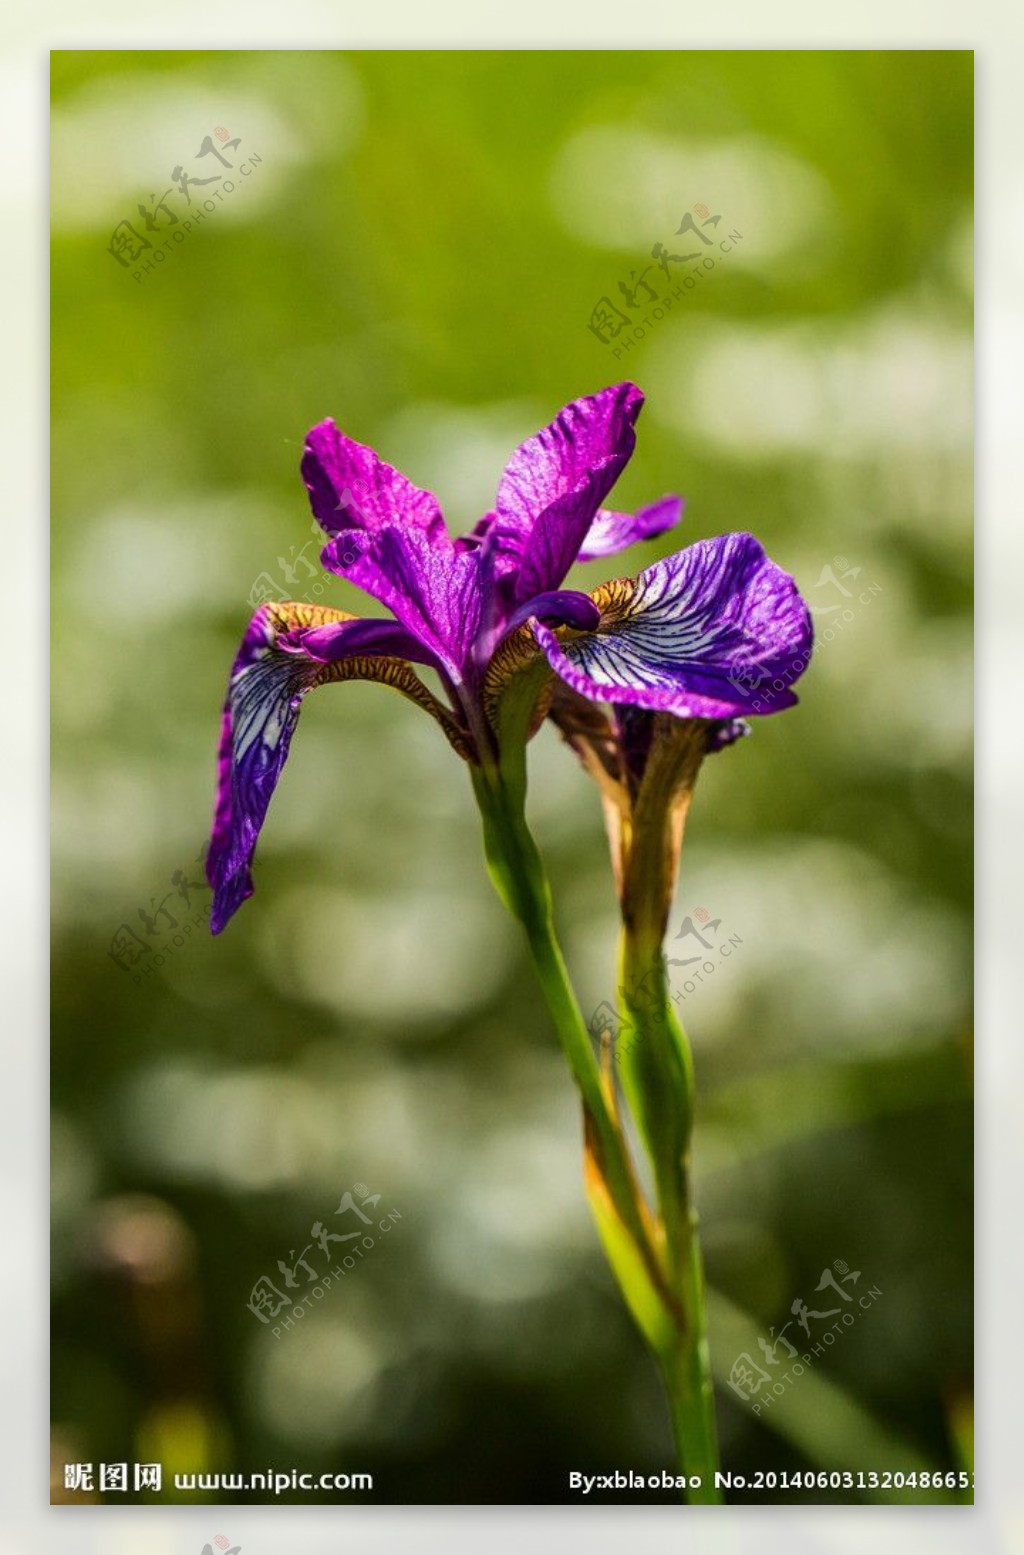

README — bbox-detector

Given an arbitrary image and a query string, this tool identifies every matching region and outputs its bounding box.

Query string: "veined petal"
[577,496,683,562]
[302,419,450,547]
[208,601,469,933]
[485,382,645,603]
[533,534,813,719]
[321,524,484,683]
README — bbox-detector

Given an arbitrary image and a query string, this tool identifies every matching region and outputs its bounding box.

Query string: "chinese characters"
[588,203,743,356]
[587,906,743,1060]
[108,843,213,984]
[727,1259,883,1414]
[106,126,263,284]
[247,1182,402,1337]
[63,1460,161,1496]
[246,482,369,612]
[726,553,883,711]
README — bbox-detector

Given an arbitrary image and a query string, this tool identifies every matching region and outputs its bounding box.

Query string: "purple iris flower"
[207,383,812,932]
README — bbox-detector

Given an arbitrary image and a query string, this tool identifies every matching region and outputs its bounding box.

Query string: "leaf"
[582,1109,675,1354]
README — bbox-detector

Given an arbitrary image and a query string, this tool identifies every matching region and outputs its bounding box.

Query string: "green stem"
[658,1229,721,1502]
[616,934,693,1279]
[619,925,721,1502]
[470,763,663,1288]
[470,751,720,1503]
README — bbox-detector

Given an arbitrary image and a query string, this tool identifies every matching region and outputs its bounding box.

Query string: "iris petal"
[207,601,469,933]
[285,616,443,670]
[577,496,683,562]
[321,524,484,683]
[484,381,645,603]
[533,534,813,719]
[302,419,450,547]
[503,588,601,637]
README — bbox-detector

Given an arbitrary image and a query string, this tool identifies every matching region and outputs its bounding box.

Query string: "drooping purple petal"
[532,534,813,720]
[322,524,483,683]
[484,382,645,604]
[577,496,683,562]
[207,604,344,933]
[207,602,469,933]
[302,419,451,547]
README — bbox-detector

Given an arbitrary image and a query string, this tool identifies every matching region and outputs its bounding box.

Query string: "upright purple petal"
[322,524,484,683]
[577,496,683,562]
[484,382,645,604]
[302,419,450,547]
[532,534,813,720]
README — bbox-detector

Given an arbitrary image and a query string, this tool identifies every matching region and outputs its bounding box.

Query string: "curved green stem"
[470,745,721,1503]
[616,937,693,1279]
[470,763,673,1336]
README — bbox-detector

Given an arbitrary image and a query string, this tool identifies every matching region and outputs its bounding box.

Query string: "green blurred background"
[50,49,973,1506]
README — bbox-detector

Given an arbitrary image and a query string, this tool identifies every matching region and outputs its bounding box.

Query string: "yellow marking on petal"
[264,600,357,633]
[482,621,554,739]
[482,577,644,749]
[265,601,472,761]
[321,653,472,760]
[584,574,640,627]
